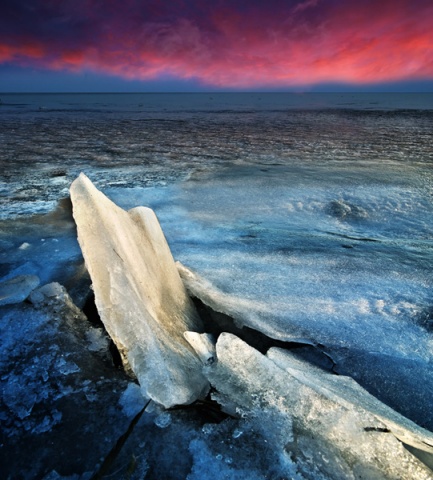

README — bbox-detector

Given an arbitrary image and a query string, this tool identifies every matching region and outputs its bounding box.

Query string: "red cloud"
[1,0,432,88]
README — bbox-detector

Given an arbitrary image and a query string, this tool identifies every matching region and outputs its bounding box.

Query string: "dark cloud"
[1,0,432,88]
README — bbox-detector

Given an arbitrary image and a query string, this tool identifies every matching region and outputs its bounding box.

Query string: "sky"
[0,0,432,92]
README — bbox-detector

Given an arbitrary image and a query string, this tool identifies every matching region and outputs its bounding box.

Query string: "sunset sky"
[1,0,432,92]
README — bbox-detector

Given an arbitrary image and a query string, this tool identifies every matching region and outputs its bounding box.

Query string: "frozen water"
[120,157,433,429]
[119,383,148,418]
[166,169,433,351]
[106,166,433,361]
[1,93,433,477]
[30,281,70,306]
[187,438,289,480]
[154,412,173,429]
[0,274,40,305]
[0,283,137,479]
[0,200,83,294]
[184,331,217,365]
[267,348,433,457]
[204,333,433,479]
[85,327,111,352]
[178,257,433,428]
[70,174,209,407]
[55,357,80,375]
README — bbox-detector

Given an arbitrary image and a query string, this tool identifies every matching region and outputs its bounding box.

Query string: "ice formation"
[70,173,208,408]
[0,274,40,305]
[67,174,433,477]
[184,331,216,365]
[204,333,433,479]
[0,281,139,479]
[2,92,433,479]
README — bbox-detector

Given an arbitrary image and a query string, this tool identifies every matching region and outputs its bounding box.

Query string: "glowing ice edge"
[70,173,208,408]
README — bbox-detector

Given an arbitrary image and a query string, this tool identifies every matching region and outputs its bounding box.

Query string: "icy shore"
[1,176,433,479]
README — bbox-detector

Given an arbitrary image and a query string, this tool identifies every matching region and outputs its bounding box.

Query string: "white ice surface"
[70,174,209,408]
[106,166,433,361]
[205,333,433,479]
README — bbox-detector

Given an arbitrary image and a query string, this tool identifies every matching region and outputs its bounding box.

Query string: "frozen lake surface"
[1,93,433,478]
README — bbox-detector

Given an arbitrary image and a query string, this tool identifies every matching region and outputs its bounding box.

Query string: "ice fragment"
[205,333,433,479]
[119,383,147,418]
[0,275,40,306]
[70,174,208,407]
[184,331,216,365]
[154,412,172,428]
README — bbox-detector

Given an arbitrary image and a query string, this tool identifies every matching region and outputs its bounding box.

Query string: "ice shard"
[70,173,208,408]
[267,348,433,460]
[0,274,40,306]
[205,333,433,479]
[184,331,216,365]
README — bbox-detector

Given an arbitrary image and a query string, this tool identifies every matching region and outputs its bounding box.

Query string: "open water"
[1,92,433,430]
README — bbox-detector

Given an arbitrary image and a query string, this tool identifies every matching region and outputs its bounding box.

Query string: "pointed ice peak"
[70,174,209,408]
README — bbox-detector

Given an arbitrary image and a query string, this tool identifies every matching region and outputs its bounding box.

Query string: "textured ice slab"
[177,260,433,430]
[267,348,433,463]
[177,261,317,344]
[206,333,433,479]
[0,283,140,479]
[70,173,208,408]
[0,274,40,306]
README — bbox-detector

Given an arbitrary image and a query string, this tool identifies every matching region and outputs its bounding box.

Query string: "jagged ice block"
[70,173,209,408]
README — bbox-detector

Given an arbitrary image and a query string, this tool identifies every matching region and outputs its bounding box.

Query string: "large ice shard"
[205,333,433,479]
[70,173,208,408]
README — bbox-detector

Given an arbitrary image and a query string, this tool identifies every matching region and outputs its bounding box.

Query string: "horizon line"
[1,91,433,95]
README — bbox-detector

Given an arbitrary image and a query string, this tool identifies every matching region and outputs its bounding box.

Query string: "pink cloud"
[1,0,432,87]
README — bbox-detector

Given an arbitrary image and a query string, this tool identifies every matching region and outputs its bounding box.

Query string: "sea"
[1,92,433,430]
